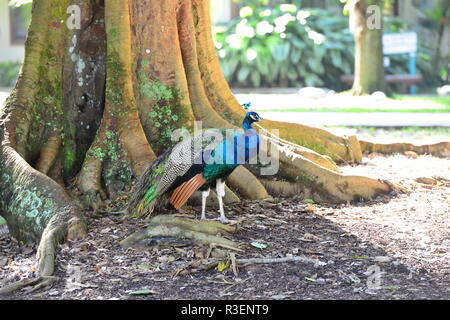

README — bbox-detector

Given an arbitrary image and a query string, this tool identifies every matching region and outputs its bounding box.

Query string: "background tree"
[348,0,388,95]
[0,0,448,292]
[425,0,450,79]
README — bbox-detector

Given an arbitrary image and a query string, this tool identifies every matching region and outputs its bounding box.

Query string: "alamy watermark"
[66,5,81,30]
[349,2,383,32]
[65,264,82,290]
[171,121,280,176]
[365,265,383,290]
[366,5,382,30]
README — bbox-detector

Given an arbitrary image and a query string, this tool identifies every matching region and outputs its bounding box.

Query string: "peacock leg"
[200,188,210,220]
[216,179,235,223]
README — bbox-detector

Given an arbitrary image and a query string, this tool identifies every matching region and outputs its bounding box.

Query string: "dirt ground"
[1,151,449,300]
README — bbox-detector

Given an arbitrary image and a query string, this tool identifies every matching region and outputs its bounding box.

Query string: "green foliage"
[214,4,442,90]
[0,62,21,87]
[214,5,355,89]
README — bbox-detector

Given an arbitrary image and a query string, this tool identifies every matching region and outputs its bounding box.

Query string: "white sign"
[383,32,417,55]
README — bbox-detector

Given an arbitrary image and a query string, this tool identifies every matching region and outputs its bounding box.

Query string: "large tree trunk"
[0,0,448,291]
[350,0,388,95]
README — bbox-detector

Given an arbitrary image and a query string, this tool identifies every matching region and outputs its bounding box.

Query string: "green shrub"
[214,4,442,90]
[0,61,22,87]
[214,5,353,90]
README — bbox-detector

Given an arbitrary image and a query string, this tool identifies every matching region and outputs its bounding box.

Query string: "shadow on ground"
[1,195,449,300]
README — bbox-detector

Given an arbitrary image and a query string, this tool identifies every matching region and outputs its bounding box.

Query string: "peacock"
[127,110,262,223]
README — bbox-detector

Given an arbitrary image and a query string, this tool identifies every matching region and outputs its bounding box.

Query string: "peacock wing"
[128,131,224,217]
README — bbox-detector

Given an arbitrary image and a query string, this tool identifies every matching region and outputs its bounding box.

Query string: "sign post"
[383,32,418,94]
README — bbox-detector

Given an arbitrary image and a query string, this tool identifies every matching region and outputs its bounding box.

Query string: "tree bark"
[350,0,388,95]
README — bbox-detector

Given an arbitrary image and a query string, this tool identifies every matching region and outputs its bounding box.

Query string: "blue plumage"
[128,111,262,222]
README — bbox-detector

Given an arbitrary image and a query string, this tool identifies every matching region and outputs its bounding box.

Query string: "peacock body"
[128,111,262,222]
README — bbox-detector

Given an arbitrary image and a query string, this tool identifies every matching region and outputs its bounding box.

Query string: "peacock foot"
[217,217,237,224]
[200,215,235,224]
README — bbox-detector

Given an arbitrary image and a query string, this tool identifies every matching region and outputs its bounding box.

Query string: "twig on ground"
[236,256,327,267]
[222,276,253,293]
[173,255,327,277]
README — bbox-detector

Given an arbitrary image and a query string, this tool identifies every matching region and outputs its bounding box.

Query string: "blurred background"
[0,0,449,140]
[209,0,450,139]
[211,0,449,92]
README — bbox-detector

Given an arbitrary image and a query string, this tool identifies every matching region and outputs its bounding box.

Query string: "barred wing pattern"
[127,130,231,217]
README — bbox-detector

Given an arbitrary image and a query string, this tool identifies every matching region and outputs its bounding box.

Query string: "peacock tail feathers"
[127,148,171,218]
[127,125,259,218]
[127,131,225,218]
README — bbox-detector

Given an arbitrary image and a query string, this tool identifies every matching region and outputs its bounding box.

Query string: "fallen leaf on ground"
[250,242,268,249]
[129,289,157,295]
[217,262,229,272]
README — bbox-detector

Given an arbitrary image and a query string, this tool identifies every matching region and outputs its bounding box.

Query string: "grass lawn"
[252,94,450,113]
[325,126,450,144]
[393,95,450,107]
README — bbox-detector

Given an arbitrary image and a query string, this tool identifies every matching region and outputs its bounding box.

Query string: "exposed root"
[0,208,85,295]
[228,166,272,201]
[36,132,61,175]
[256,124,341,171]
[150,215,236,233]
[259,179,315,199]
[120,215,240,251]
[189,186,240,207]
[274,139,393,203]
[346,135,363,163]
[36,228,60,277]
[381,179,409,195]
[360,140,450,157]
[0,276,59,296]
[76,156,106,211]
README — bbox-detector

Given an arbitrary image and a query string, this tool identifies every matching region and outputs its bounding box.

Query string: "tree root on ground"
[227,167,272,201]
[0,211,84,295]
[120,215,240,251]
[0,276,59,295]
[256,124,342,171]
[255,135,396,203]
[189,186,240,206]
[360,140,450,157]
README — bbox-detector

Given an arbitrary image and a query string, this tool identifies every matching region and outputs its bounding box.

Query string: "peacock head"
[243,111,262,129]
[246,111,262,123]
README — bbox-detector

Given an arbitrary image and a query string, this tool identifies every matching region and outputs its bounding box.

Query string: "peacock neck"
[242,120,253,131]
